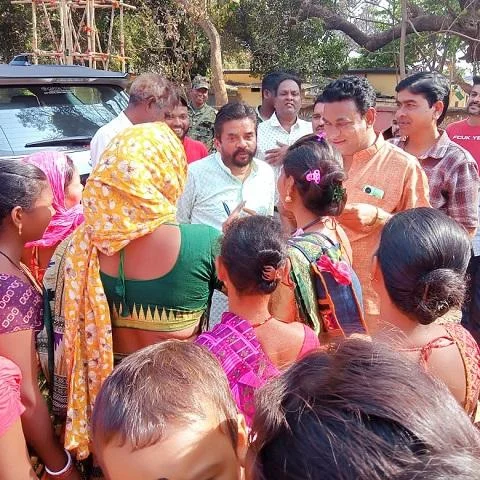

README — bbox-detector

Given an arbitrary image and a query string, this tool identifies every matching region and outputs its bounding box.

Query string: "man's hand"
[265,142,288,166]
[339,203,389,231]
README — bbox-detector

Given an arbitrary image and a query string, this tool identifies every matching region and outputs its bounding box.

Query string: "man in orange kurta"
[321,76,430,331]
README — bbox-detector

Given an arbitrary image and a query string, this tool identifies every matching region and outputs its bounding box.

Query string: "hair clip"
[331,184,346,203]
[316,132,326,142]
[306,169,322,184]
[262,265,278,282]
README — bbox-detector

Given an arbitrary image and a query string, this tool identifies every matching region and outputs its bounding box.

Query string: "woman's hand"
[222,202,256,233]
[62,466,83,480]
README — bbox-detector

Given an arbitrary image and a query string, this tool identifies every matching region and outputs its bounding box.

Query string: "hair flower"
[331,184,346,203]
[306,169,322,184]
[316,254,351,285]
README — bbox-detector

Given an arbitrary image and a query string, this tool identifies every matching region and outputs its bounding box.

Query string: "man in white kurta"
[177,102,275,326]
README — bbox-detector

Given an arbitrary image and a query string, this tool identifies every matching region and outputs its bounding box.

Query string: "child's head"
[278,133,347,217]
[92,341,248,480]
[218,215,287,296]
[249,338,480,480]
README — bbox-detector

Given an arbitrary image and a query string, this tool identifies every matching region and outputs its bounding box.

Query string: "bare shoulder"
[424,329,466,405]
[259,319,305,339]
[279,320,307,338]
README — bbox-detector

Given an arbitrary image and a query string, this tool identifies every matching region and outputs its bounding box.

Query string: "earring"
[285,195,292,203]
[18,224,22,237]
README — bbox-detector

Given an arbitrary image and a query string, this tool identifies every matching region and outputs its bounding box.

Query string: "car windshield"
[0,84,128,156]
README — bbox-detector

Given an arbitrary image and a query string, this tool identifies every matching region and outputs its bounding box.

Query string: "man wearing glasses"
[321,75,430,332]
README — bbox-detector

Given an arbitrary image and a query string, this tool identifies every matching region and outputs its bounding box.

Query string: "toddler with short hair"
[92,340,248,480]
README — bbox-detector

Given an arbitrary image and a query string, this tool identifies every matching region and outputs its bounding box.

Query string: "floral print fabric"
[63,123,187,459]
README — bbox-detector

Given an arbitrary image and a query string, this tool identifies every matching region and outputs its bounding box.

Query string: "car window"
[0,84,128,155]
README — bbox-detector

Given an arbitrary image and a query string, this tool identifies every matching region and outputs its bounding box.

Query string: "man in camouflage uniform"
[188,75,217,151]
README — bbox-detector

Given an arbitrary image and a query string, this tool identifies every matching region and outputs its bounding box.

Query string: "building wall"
[225,69,467,112]
[364,72,399,97]
[223,70,261,84]
[351,71,399,98]
[236,86,261,106]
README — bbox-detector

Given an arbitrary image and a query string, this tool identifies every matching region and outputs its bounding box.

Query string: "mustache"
[234,148,253,156]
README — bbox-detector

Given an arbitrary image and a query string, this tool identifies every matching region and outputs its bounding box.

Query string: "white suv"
[0,64,129,180]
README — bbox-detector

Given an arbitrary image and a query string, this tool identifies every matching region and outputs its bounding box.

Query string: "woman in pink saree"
[22,151,84,283]
[196,216,319,425]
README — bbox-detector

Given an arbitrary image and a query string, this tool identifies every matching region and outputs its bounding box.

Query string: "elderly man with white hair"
[90,73,175,167]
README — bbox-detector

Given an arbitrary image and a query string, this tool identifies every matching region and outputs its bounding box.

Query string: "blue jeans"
[462,255,480,343]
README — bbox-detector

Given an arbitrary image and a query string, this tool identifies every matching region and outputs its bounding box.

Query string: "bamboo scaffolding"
[11,0,135,71]
[31,0,38,64]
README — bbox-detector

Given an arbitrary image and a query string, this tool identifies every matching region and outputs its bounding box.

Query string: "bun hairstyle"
[284,134,347,217]
[221,216,287,295]
[0,158,48,226]
[250,339,480,480]
[377,208,470,324]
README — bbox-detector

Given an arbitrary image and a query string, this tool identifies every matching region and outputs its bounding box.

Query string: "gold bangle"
[367,207,379,227]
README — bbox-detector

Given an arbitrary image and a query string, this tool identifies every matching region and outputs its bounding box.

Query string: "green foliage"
[0,2,32,62]
[0,0,210,81]
[108,1,210,81]
[352,34,465,73]
[227,0,349,81]
[348,0,468,70]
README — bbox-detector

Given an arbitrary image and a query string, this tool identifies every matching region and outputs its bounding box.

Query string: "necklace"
[0,249,22,273]
[292,216,325,237]
[0,249,43,294]
[252,315,274,328]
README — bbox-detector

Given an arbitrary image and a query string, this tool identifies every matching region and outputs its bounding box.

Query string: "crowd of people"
[0,68,480,479]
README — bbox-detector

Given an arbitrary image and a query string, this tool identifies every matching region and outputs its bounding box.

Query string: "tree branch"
[297,1,464,52]
[348,16,394,27]
[406,1,426,18]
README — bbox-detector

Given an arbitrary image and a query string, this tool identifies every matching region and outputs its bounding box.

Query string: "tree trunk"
[178,0,228,107]
[399,0,407,79]
[197,17,228,107]
[453,71,473,95]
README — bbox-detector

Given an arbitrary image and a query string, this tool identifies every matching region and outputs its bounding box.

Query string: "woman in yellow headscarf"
[62,123,221,459]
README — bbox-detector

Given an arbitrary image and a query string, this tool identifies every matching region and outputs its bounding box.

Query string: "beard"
[226,148,255,168]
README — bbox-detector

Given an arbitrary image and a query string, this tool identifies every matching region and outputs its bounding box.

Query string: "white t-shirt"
[89,111,132,167]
